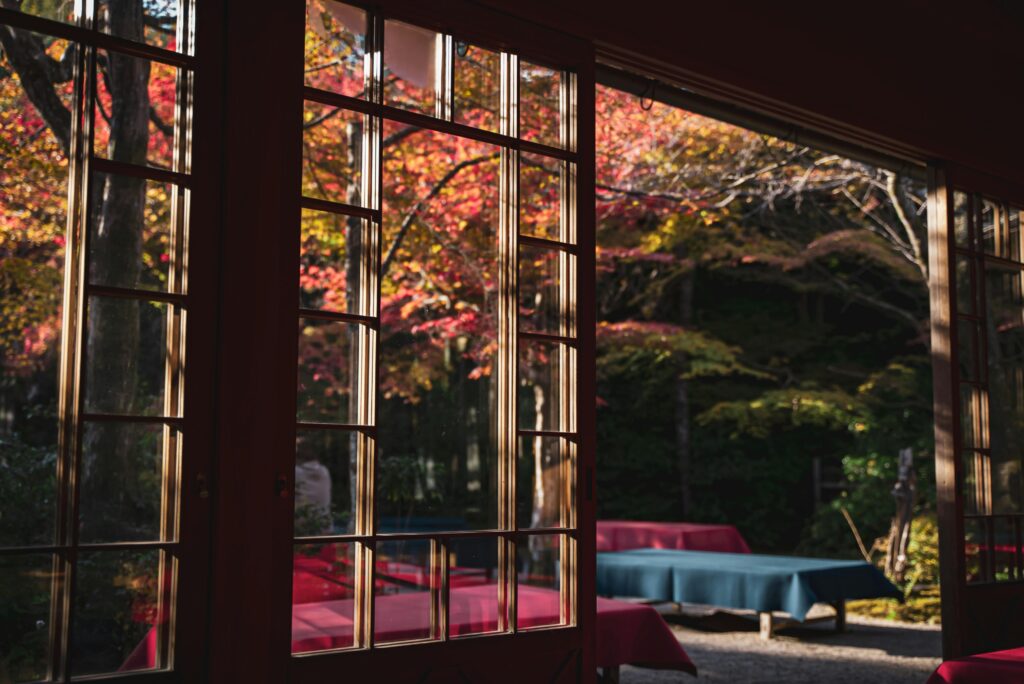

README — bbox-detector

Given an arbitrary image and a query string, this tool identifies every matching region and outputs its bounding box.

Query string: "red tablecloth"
[121,585,695,676]
[597,520,751,554]
[927,646,1024,683]
[292,584,696,674]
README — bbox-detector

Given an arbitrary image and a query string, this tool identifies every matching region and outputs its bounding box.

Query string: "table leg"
[600,666,621,683]
[832,601,846,633]
[759,611,773,640]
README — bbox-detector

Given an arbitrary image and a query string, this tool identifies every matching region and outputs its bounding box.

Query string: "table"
[927,646,1024,683]
[597,520,751,554]
[597,549,902,639]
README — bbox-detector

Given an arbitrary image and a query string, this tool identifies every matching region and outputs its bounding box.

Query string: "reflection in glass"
[981,199,997,256]
[0,555,53,682]
[954,191,970,248]
[96,0,180,52]
[291,542,357,653]
[296,318,361,424]
[374,539,436,644]
[295,429,356,536]
[305,0,366,98]
[517,534,563,629]
[300,210,370,315]
[80,421,169,543]
[520,338,567,432]
[378,124,500,532]
[71,550,168,676]
[964,517,989,584]
[449,536,500,636]
[962,450,988,516]
[518,436,566,529]
[520,62,562,148]
[0,33,72,548]
[93,52,179,171]
[89,173,175,293]
[520,243,566,334]
[520,153,562,241]
[960,383,987,450]
[454,43,500,132]
[955,255,976,317]
[992,517,1018,582]
[84,297,170,417]
[985,262,1024,513]
[384,20,441,116]
[958,318,980,382]
[302,102,366,207]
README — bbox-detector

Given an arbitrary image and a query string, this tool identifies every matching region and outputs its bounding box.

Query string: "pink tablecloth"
[597,520,751,554]
[292,584,696,675]
[927,647,1024,683]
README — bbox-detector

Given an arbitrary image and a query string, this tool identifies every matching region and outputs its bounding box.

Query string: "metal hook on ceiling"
[639,79,656,111]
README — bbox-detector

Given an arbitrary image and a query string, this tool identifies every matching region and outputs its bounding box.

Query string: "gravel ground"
[617,608,941,684]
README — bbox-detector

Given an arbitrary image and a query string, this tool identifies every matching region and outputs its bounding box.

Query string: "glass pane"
[291,542,357,653]
[960,383,987,449]
[301,102,367,207]
[0,33,74,548]
[93,52,179,171]
[518,435,566,529]
[955,255,976,316]
[300,209,371,315]
[520,153,562,241]
[295,429,356,536]
[965,517,987,584]
[449,536,499,636]
[79,421,169,543]
[520,62,562,148]
[993,517,1018,582]
[954,191,970,248]
[520,243,567,334]
[962,450,988,516]
[517,534,563,629]
[8,0,76,23]
[453,42,500,132]
[0,554,54,682]
[71,549,169,676]
[958,318,980,382]
[520,338,569,432]
[981,199,997,255]
[89,173,175,292]
[296,318,362,424]
[304,0,366,98]
[1012,208,1024,263]
[374,539,435,644]
[96,0,180,52]
[84,297,170,417]
[378,125,500,532]
[383,20,440,116]
[985,261,1024,513]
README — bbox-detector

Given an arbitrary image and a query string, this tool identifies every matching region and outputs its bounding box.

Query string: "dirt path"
[619,612,941,684]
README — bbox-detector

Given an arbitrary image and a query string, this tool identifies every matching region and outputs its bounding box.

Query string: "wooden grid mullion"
[90,155,192,188]
[301,87,578,163]
[0,6,195,69]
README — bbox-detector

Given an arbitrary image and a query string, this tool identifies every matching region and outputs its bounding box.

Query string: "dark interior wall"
[477,0,1024,187]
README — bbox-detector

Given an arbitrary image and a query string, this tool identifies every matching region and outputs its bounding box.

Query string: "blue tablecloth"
[597,549,902,621]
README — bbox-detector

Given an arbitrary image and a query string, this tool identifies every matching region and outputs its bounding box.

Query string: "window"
[1,1,198,679]
[954,192,1024,584]
[291,1,579,652]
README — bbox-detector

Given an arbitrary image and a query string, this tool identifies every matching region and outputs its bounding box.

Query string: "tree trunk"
[81,1,150,540]
[885,447,916,583]
[675,269,695,518]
